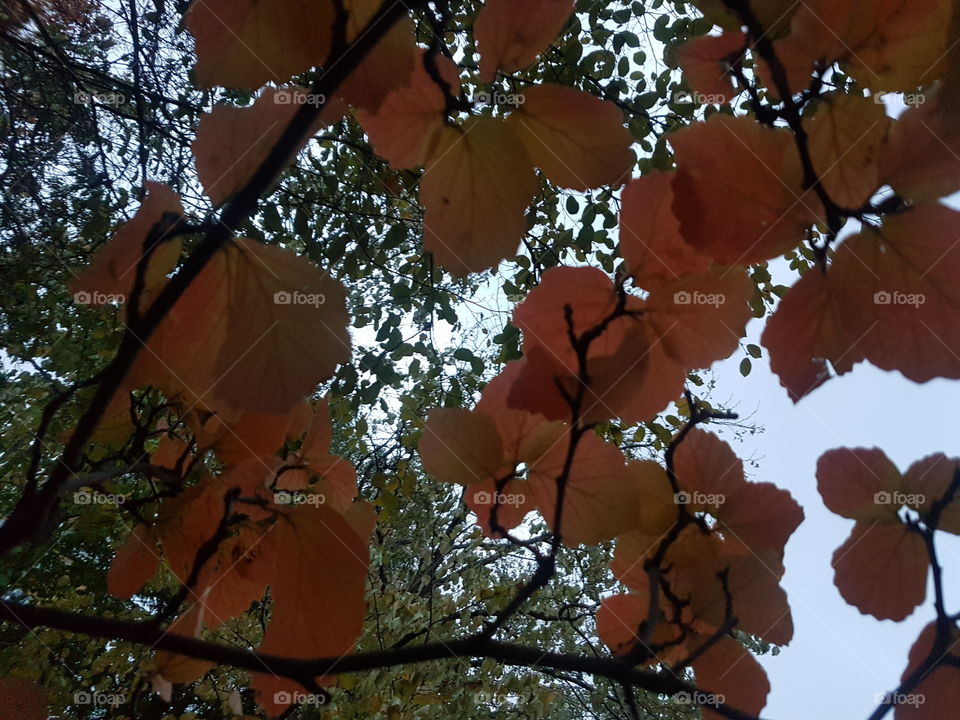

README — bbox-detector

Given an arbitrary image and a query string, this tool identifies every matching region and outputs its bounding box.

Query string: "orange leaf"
[596,593,649,656]
[832,521,928,621]
[0,679,47,720]
[805,92,892,209]
[418,408,505,486]
[68,182,182,304]
[691,635,770,720]
[505,84,633,190]
[108,524,160,599]
[253,506,368,715]
[154,238,351,415]
[718,481,804,557]
[189,408,293,465]
[676,31,746,104]
[193,88,341,206]
[527,433,637,546]
[185,0,333,89]
[830,204,960,383]
[903,453,960,534]
[669,115,818,265]
[474,0,574,82]
[761,266,862,402]
[673,428,745,502]
[420,117,538,275]
[895,622,960,720]
[618,171,710,291]
[816,447,902,522]
[358,50,461,170]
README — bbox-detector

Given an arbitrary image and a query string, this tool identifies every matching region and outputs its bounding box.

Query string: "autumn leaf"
[669,114,819,265]
[902,453,960,534]
[832,521,928,621]
[152,238,351,416]
[691,634,770,720]
[0,678,47,720]
[474,0,574,82]
[420,117,538,275]
[193,88,342,206]
[107,524,160,599]
[358,50,461,170]
[505,84,634,190]
[805,92,892,209]
[68,182,182,304]
[816,446,902,522]
[253,505,369,716]
[676,31,746,104]
[185,0,333,90]
[618,171,710,291]
[895,622,960,720]
[418,408,505,486]
[673,428,744,502]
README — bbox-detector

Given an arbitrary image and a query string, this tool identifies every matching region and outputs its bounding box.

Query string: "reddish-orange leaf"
[612,528,676,592]
[903,453,960,535]
[676,31,745,104]
[253,506,368,716]
[357,50,461,170]
[630,459,679,537]
[673,429,744,501]
[463,476,537,538]
[193,523,270,627]
[640,266,753,369]
[596,593,648,656]
[189,408,292,465]
[832,521,928,621]
[881,85,960,202]
[336,0,415,112]
[477,361,558,463]
[816,447,902,522]
[193,88,341,206]
[691,635,770,720]
[805,92,892,209]
[108,524,160,599]
[831,204,960,383]
[419,408,505,485]
[474,0,574,82]
[527,432,637,546]
[619,171,710,291]
[761,266,862,402]
[895,622,960,720]
[0,679,47,720]
[185,0,333,90]
[505,84,633,190]
[610,338,687,424]
[154,238,351,416]
[68,182,182,304]
[420,117,538,275]
[719,481,804,557]
[669,114,818,265]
